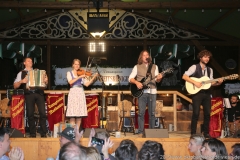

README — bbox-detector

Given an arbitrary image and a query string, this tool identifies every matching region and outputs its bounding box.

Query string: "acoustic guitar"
[130,68,174,98]
[185,74,239,94]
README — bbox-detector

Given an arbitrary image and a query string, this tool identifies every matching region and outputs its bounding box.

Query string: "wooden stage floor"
[10,131,240,160]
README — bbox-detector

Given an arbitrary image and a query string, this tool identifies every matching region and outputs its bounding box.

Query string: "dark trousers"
[138,93,156,133]
[191,92,211,135]
[25,93,47,136]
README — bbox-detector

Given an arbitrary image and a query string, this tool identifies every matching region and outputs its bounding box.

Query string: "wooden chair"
[118,100,135,134]
[0,98,11,128]
[155,100,166,129]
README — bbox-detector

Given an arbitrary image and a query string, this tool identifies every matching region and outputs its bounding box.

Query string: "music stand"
[94,63,106,129]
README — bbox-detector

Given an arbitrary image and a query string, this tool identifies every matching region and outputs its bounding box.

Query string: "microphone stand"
[224,108,230,137]
[148,81,157,129]
[95,64,106,129]
[118,77,126,136]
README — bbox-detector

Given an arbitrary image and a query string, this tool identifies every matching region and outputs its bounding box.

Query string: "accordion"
[27,69,47,89]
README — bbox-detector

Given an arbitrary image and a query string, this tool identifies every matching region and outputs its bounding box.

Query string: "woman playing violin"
[66,59,98,129]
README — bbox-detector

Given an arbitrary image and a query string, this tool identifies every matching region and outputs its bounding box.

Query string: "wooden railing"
[0,90,192,131]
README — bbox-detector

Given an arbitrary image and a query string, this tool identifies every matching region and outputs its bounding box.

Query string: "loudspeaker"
[9,128,24,138]
[233,129,240,138]
[143,129,169,138]
[83,128,106,138]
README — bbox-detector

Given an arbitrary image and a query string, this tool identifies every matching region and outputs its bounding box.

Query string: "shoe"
[41,134,47,138]
[204,134,211,139]
[30,135,36,138]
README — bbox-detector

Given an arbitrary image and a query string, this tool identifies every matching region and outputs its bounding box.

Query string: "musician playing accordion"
[13,57,48,138]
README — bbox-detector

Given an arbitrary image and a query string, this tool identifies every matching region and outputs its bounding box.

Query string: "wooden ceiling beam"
[0,1,240,9]
[171,0,187,19]
[171,0,187,17]
[3,39,238,46]
[135,11,240,43]
[0,10,60,31]
[207,9,235,30]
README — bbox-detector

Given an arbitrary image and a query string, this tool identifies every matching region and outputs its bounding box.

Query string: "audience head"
[119,139,135,146]
[59,142,79,160]
[229,143,240,160]
[0,127,10,156]
[59,141,86,160]
[115,139,138,160]
[188,134,205,155]
[58,127,75,147]
[138,140,164,160]
[91,130,111,157]
[201,138,228,160]
[85,147,101,160]
[94,131,110,140]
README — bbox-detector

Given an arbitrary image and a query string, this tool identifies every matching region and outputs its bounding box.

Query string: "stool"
[155,116,166,129]
[118,116,135,134]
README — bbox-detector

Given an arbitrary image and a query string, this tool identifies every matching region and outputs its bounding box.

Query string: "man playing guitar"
[129,50,162,137]
[182,50,223,138]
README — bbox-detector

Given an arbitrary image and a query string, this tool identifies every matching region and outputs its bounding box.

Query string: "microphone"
[146,58,150,62]
[88,58,94,68]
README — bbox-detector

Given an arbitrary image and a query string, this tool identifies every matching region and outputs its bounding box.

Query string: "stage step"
[162,110,204,121]
[162,110,204,132]
[165,121,203,132]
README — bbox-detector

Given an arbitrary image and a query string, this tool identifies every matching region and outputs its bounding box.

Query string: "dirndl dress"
[66,71,88,117]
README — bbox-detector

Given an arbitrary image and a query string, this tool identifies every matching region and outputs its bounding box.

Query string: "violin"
[77,69,92,76]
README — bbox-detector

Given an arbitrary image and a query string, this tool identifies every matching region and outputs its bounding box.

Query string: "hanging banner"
[47,94,64,131]
[54,67,132,86]
[209,97,223,138]
[82,94,99,128]
[11,95,25,134]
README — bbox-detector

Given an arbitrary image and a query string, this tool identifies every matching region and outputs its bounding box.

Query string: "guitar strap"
[146,63,153,78]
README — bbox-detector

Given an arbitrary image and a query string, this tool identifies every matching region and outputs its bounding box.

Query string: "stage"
[10,131,239,160]
[1,90,238,159]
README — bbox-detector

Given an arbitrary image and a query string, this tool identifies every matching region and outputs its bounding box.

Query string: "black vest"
[191,63,211,78]
[191,63,211,93]
[19,70,29,94]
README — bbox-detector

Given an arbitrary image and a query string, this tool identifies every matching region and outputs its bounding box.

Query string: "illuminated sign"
[88,42,106,52]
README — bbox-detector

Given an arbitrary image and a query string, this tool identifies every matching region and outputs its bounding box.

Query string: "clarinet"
[224,108,230,137]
